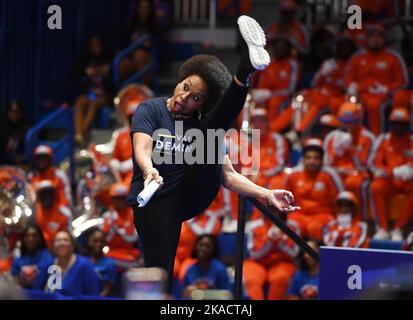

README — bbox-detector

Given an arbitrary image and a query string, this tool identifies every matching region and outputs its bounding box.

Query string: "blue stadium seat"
[290,148,302,167]
[218,233,248,260]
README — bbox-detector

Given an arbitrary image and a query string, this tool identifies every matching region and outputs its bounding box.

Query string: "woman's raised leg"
[200,15,270,132]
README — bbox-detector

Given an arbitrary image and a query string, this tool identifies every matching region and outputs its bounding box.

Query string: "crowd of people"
[1,0,413,300]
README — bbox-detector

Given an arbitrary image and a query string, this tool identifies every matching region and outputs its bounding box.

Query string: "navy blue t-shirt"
[128,97,202,205]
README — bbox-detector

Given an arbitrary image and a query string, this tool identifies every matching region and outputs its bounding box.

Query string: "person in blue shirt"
[36,230,100,298]
[182,234,230,299]
[287,240,320,300]
[11,224,53,289]
[86,228,117,297]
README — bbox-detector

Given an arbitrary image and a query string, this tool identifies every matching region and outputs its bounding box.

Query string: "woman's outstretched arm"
[132,132,163,188]
[221,154,300,213]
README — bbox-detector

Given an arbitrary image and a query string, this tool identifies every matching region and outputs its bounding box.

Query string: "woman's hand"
[266,189,300,213]
[143,167,164,189]
[183,284,198,299]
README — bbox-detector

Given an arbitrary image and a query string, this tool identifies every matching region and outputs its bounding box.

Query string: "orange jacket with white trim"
[323,220,369,248]
[284,166,344,216]
[246,132,289,182]
[35,202,72,248]
[30,167,72,206]
[255,58,300,97]
[369,132,413,178]
[345,48,408,94]
[312,58,347,96]
[102,206,138,251]
[246,216,300,266]
[324,127,375,172]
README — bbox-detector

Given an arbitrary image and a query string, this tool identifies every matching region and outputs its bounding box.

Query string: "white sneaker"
[373,228,390,240]
[390,228,403,241]
[237,15,270,70]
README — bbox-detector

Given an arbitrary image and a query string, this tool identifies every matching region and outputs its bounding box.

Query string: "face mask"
[337,213,352,227]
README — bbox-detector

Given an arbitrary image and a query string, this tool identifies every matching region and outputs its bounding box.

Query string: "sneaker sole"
[237,15,270,70]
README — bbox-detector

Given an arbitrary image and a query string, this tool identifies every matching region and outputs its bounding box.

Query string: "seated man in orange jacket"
[34,180,72,248]
[29,145,72,207]
[268,36,356,137]
[284,139,344,240]
[323,101,375,221]
[265,0,309,55]
[245,108,289,189]
[317,113,341,141]
[323,191,369,248]
[109,100,139,185]
[243,211,300,300]
[101,182,139,266]
[345,23,408,135]
[250,34,300,124]
[369,108,413,241]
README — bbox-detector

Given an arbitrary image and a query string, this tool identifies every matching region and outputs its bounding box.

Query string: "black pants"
[133,187,183,292]
[133,80,248,290]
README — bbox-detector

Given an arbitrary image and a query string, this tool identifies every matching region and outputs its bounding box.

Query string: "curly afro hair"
[178,54,232,116]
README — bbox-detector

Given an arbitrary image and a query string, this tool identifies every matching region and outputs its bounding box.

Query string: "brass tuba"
[0,166,36,259]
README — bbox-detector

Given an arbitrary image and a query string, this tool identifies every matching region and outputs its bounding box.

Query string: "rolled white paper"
[137,178,163,207]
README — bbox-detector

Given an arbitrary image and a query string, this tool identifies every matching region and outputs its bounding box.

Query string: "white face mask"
[337,213,352,227]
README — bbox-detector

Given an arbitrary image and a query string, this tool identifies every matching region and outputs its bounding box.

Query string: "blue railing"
[112,34,158,92]
[25,105,75,181]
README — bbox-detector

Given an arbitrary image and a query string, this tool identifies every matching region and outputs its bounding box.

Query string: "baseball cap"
[338,102,362,124]
[109,182,129,197]
[36,180,56,191]
[34,145,53,157]
[390,108,410,123]
[319,114,341,128]
[126,99,142,116]
[303,138,324,155]
[336,191,358,207]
